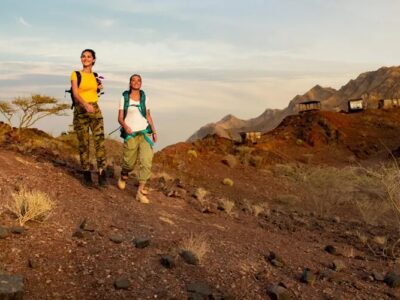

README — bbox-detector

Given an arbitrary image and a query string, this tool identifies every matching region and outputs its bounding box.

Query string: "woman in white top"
[117,74,157,204]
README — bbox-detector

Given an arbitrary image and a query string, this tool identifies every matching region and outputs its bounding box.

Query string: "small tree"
[0,101,16,126]
[12,94,69,128]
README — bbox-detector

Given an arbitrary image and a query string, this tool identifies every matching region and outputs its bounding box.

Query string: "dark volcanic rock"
[114,276,130,290]
[160,255,175,269]
[324,245,337,255]
[0,227,10,239]
[133,237,150,249]
[10,226,25,234]
[72,229,84,239]
[0,274,24,300]
[187,282,213,299]
[79,218,96,232]
[180,250,199,265]
[267,284,291,300]
[385,271,400,288]
[266,251,285,267]
[109,234,124,244]
[300,268,316,285]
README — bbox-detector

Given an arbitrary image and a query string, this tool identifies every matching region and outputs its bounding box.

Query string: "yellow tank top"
[70,71,99,103]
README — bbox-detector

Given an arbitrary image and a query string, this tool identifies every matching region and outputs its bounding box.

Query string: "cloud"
[17,17,32,28]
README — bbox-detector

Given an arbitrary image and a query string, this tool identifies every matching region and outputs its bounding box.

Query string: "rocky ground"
[1,108,400,299]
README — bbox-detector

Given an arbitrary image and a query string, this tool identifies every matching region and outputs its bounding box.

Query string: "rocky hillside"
[189,66,400,142]
[2,110,400,298]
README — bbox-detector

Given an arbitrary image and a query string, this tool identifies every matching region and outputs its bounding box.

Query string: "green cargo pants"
[121,134,153,183]
[73,102,106,171]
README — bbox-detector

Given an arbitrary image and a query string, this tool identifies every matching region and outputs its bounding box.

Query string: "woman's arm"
[146,109,158,142]
[118,110,133,135]
[71,80,94,113]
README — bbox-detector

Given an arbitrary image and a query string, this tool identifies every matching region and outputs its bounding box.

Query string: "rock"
[221,155,238,168]
[270,259,284,268]
[266,284,291,300]
[79,218,96,232]
[187,282,213,299]
[0,227,10,239]
[180,250,199,265]
[300,268,316,285]
[72,229,84,239]
[385,271,400,288]
[160,255,175,269]
[28,259,38,269]
[324,245,337,255]
[10,226,25,234]
[331,259,346,272]
[0,274,24,300]
[372,271,385,282]
[133,237,150,249]
[114,276,130,290]
[266,251,284,267]
[109,234,124,244]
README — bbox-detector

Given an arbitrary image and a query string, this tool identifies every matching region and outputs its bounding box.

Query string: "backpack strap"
[76,71,82,88]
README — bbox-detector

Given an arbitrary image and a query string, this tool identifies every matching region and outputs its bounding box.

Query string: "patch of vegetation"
[180,233,209,263]
[8,187,54,225]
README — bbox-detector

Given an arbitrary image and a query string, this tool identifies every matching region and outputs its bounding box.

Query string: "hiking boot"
[136,191,150,204]
[98,170,107,187]
[117,175,128,190]
[83,171,94,187]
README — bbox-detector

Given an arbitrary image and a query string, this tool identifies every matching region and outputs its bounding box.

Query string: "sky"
[1,0,400,150]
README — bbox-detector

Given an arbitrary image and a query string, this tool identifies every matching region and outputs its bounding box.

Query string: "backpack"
[120,89,153,138]
[65,71,102,109]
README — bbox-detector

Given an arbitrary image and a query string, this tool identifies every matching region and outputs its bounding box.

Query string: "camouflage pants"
[73,102,106,171]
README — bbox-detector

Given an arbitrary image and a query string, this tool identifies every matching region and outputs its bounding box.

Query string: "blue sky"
[1,0,400,149]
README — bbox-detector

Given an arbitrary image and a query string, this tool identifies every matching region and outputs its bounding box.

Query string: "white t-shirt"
[119,96,150,132]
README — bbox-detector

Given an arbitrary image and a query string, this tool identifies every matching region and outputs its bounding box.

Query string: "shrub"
[187,149,198,158]
[180,233,209,263]
[219,198,235,215]
[249,155,263,168]
[8,187,54,225]
[222,178,234,186]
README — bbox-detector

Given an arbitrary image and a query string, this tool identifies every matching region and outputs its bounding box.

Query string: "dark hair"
[81,49,96,65]
[130,74,142,82]
[129,74,142,93]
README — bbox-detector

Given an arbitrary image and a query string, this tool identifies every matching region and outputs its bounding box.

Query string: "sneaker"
[83,171,94,187]
[140,188,149,195]
[117,176,127,190]
[98,170,107,187]
[136,191,150,204]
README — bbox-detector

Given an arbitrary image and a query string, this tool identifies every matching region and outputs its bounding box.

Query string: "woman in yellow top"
[71,49,107,187]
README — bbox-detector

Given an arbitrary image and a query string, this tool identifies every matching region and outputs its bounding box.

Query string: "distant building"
[347,98,364,112]
[378,99,400,109]
[296,100,321,113]
[240,131,261,144]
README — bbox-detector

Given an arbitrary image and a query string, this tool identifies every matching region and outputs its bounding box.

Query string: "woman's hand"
[85,103,94,113]
[124,126,133,135]
[98,83,104,90]
[152,133,158,143]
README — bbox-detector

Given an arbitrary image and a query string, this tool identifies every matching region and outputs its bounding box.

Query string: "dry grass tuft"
[222,178,234,186]
[180,233,209,262]
[8,187,54,225]
[219,198,235,215]
[187,149,198,158]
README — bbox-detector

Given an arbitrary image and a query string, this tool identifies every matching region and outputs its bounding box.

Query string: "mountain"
[188,66,400,142]
[188,84,336,142]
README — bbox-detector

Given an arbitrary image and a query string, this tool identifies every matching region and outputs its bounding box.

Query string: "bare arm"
[71,80,94,113]
[146,109,158,142]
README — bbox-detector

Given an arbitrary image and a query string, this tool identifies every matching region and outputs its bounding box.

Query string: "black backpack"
[65,71,101,109]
